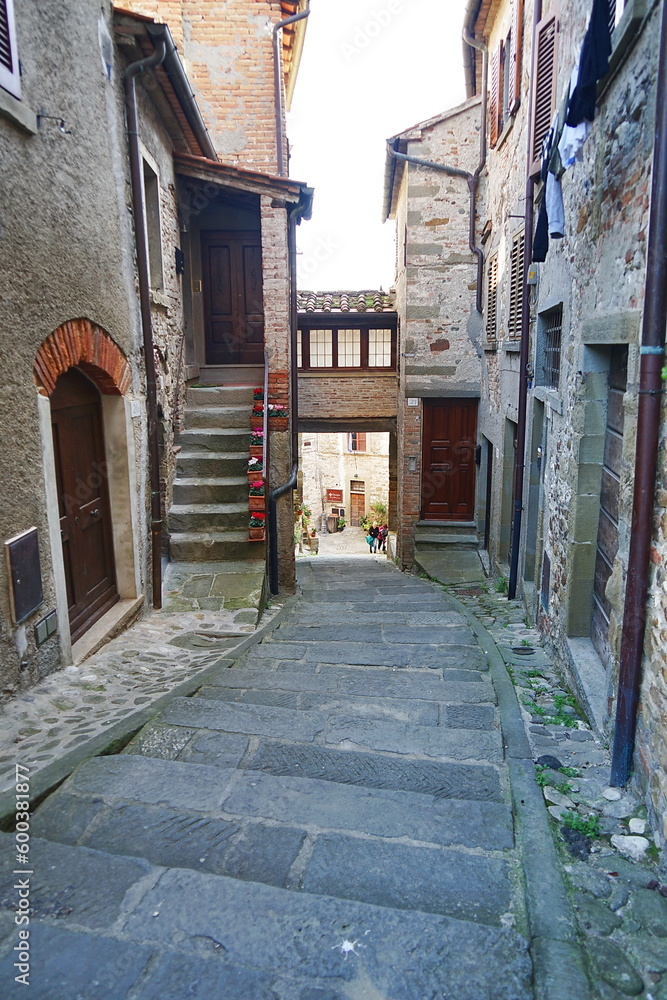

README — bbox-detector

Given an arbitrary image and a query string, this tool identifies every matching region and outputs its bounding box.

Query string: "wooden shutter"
[486,254,499,342]
[530,13,558,175]
[508,0,524,113]
[508,231,525,339]
[0,0,20,99]
[489,46,500,148]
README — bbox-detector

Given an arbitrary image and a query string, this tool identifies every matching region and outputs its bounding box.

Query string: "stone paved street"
[0,556,665,998]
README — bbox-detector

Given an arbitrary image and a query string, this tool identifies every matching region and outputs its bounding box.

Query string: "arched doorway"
[50,368,119,643]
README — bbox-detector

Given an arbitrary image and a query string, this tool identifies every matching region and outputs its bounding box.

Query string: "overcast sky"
[287,0,469,292]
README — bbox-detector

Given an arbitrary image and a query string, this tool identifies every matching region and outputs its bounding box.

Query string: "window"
[530,13,558,175]
[142,160,163,290]
[338,329,361,367]
[0,0,21,99]
[310,330,333,368]
[486,253,499,343]
[297,326,397,370]
[489,1,524,147]
[537,304,563,389]
[610,0,627,28]
[369,329,393,367]
[508,231,525,339]
[349,432,367,453]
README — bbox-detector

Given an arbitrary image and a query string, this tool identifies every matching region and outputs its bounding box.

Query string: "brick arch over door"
[34,318,131,397]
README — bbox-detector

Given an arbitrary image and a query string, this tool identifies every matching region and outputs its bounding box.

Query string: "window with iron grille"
[530,13,557,174]
[539,304,563,389]
[0,0,21,99]
[609,0,627,29]
[508,231,525,339]
[485,254,499,343]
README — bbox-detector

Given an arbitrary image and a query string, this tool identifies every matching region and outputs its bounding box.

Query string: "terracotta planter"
[250,416,263,429]
[269,416,289,430]
[248,495,265,510]
[248,527,265,541]
[247,469,262,482]
[249,445,263,457]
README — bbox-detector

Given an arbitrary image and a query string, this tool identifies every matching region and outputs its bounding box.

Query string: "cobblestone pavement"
[0,561,282,795]
[443,580,667,1000]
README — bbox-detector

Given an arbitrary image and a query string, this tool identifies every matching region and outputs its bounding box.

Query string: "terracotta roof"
[280,2,309,111]
[297,290,396,314]
[174,152,313,217]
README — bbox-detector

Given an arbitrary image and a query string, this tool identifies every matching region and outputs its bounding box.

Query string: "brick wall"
[123,0,287,171]
[298,374,398,422]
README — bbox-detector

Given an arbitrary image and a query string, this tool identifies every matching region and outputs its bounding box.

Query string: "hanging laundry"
[559,68,592,168]
[532,110,565,262]
[566,0,612,127]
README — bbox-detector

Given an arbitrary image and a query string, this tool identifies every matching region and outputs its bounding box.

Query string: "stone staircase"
[14,559,532,998]
[166,385,265,611]
[414,520,479,552]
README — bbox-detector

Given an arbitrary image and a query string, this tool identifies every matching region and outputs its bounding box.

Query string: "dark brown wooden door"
[350,482,365,526]
[421,398,477,521]
[202,231,264,365]
[51,368,118,643]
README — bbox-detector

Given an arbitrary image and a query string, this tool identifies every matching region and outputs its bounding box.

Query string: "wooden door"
[51,369,118,643]
[591,346,627,665]
[421,399,477,521]
[202,231,264,365]
[350,481,366,526]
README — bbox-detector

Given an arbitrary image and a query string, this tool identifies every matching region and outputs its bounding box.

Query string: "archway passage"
[51,368,118,643]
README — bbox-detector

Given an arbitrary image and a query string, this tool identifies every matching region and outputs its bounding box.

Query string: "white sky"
[287,0,469,292]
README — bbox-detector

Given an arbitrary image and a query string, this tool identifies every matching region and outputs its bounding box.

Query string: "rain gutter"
[611,0,667,785]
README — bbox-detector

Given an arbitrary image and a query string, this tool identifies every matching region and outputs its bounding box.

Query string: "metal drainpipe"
[124,36,167,610]
[610,0,667,786]
[463,23,489,314]
[508,0,542,601]
[269,201,302,595]
[273,2,311,176]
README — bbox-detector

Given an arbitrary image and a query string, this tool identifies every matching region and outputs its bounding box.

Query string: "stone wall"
[301,433,390,529]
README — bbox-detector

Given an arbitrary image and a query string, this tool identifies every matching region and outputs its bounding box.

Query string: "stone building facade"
[388,0,665,844]
[300,432,390,531]
[0,0,310,696]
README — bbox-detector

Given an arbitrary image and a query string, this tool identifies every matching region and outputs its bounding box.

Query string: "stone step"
[168,503,249,533]
[184,405,251,429]
[157,695,503,762]
[415,533,479,549]
[416,520,477,533]
[247,637,490,671]
[274,623,477,646]
[175,451,250,478]
[171,476,248,504]
[169,531,265,562]
[187,385,255,408]
[0,834,532,999]
[176,428,251,453]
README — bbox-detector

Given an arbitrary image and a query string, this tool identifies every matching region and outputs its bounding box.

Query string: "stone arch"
[34,318,131,397]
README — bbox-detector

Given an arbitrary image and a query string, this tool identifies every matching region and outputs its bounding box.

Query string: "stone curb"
[443,589,593,1000]
[0,596,298,829]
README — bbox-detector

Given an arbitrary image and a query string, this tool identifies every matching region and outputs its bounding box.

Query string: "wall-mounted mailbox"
[5,528,44,624]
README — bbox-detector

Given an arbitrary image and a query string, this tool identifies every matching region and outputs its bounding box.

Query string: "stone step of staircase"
[169,531,265,562]
[167,503,248,533]
[186,385,255,408]
[0,833,531,999]
[184,405,251,429]
[171,476,248,504]
[415,521,479,551]
[175,451,250,478]
[177,427,251,453]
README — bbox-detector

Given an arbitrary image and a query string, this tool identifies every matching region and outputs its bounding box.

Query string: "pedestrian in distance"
[365,531,375,554]
[369,521,380,553]
[379,524,388,553]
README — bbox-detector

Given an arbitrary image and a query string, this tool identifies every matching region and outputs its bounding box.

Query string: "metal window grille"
[543,304,562,388]
[609,0,626,31]
[508,231,525,339]
[0,0,13,72]
[486,254,499,341]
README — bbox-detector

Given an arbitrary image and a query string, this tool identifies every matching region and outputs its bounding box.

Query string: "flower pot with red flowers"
[249,429,264,456]
[250,402,264,429]
[249,512,266,540]
[248,480,265,510]
[253,387,264,402]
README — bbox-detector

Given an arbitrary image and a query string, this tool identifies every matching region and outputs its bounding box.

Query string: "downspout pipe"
[610,0,667,786]
[269,200,302,595]
[145,23,217,161]
[508,0,542,601]
[463,22,488,315]
[124,37,167,610]
[273,3,311,176]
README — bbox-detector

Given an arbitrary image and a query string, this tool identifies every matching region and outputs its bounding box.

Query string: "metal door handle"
[91,509,100,518]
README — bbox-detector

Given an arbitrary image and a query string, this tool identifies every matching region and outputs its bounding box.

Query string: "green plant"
[557,766,581,778]
[495,576,509,594]
[369,498,388,521]
[561,812,600,839]
[520,638,532,646]
[249,481,265,496]
[337,517,346,529]
[249,512,266,528]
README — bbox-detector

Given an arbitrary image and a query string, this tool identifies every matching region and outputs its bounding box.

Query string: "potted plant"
[247,456,263,481]
[248,480,265,510]
[253,387,264,401]
[249,511,266,540]
[250,402,264,429]
[337,516,346,531]
[268,403,288,430]
[249,429,264,456]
